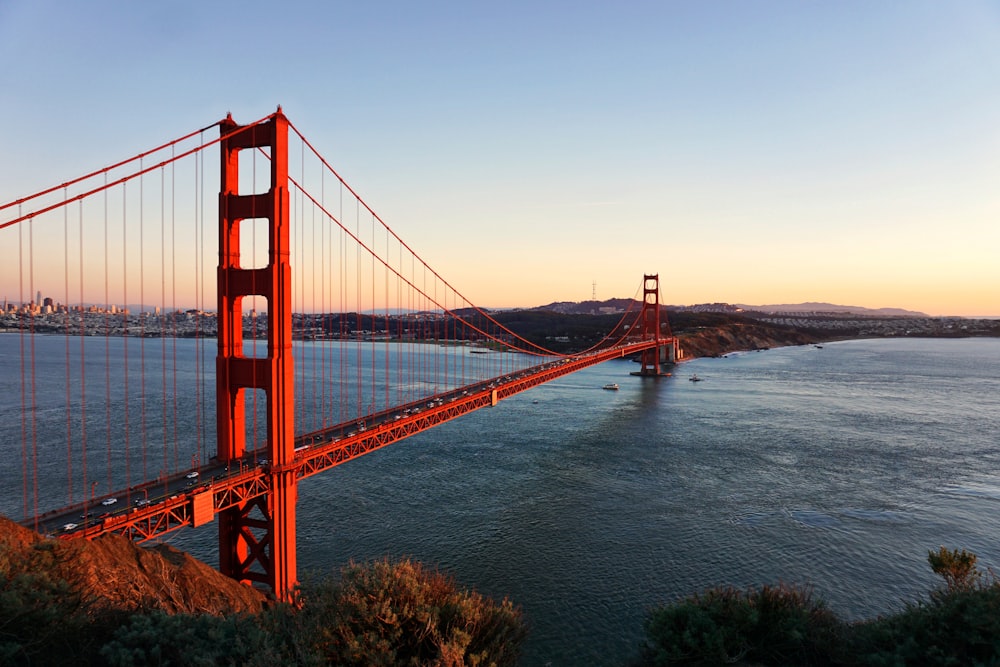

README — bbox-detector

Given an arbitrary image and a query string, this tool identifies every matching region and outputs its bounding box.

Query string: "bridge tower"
[634,273,673,376]
[216,110,297,599]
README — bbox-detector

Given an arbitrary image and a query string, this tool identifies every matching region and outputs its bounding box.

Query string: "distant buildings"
[0,292,218,336]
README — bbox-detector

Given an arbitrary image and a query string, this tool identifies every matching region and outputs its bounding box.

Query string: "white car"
[101,497,118,506]
[186,471,199,479]
[62,523,78,531]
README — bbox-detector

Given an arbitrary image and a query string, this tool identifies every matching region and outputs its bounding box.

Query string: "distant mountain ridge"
[530,298,928,318]
[531,298,639,314]
[735,302,929,317]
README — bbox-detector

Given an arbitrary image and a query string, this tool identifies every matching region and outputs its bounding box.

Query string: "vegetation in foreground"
[637,547,1000,666]
[1,556,526,667]
[4,541,1000,665]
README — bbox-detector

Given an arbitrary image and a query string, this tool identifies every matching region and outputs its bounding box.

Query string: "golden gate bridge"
[0,108,677,600]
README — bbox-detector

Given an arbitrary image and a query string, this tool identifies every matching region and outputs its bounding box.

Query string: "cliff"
[675,322,821,359]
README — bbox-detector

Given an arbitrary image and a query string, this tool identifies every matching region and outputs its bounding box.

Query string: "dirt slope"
[0,516,265,615]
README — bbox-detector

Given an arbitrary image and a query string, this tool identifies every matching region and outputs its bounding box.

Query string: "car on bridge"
[101,497,118,506]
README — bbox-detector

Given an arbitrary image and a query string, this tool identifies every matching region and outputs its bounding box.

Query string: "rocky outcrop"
[676,323,820,359]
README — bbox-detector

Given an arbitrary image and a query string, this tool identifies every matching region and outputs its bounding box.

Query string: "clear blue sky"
[2,1,998,316]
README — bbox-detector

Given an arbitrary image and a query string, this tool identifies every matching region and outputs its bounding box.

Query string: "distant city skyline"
[1,2,998,317]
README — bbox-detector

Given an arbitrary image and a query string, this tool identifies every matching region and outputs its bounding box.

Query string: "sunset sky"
[1,1,998,316]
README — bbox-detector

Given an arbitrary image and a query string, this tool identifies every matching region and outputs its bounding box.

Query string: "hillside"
[490,308,821,358]
[674,321,820,358]
[0,515,265,615]
[0,516,528,666]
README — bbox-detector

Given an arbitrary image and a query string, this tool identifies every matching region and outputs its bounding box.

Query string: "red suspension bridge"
[0,108,677,600]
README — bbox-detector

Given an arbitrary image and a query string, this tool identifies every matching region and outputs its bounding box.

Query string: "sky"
[1,1,999,317]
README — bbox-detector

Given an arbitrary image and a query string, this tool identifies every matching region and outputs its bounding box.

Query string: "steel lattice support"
[216,110,296,599]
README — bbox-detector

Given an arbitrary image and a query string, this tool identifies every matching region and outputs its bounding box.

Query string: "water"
[4,336,1000,665]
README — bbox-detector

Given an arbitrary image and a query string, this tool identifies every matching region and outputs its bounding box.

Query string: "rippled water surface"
[6,336,1000,665]
[294,338,1000,665]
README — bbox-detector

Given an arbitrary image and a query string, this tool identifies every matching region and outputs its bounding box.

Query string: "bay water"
[4,336,1000,665]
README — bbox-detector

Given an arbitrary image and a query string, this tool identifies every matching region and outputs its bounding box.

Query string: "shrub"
[928,547,988,593]
[299,558,527,667]
[0,540,98,665]
[639,583,841,666]
[847,585,1000,666]
[99,609,312,667]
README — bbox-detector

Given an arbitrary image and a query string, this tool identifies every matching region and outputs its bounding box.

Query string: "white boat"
[689,374,702,382]
[602,383,619,390]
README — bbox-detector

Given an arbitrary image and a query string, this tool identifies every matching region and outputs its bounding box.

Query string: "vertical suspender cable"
[122,184,130,493]
[197,136,207,468]
[193,135,202,470]
[311,166,318,431]
[170,145,178,477]
[140,159,147,488]
[423,264,428,397]
[320,157,327,429]
[64,188,73,502]
[18,207,27,520]
[339,182,345,426]
[104,176,111,497]
[290,146,297,433]
[355,200,361,421]
[397,240,403,408]
[432,272,437,393]
[308,152,322,429]
[78,200,88,514]
[161,157,168,478]
[410,254,415,404]
[370,211,376,415]
[384,226,389,412]
[251,149,258,456]
[29,217,38,527]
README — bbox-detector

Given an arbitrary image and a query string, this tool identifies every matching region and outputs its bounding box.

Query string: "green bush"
[847,585,1000,666]
[299,558,527,667]
[639,583,841,666]
[100,612,253,666]
[639,548,1000,666]
[1,549,525,667]
[0,569,90,665]
[0,540,99,665]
